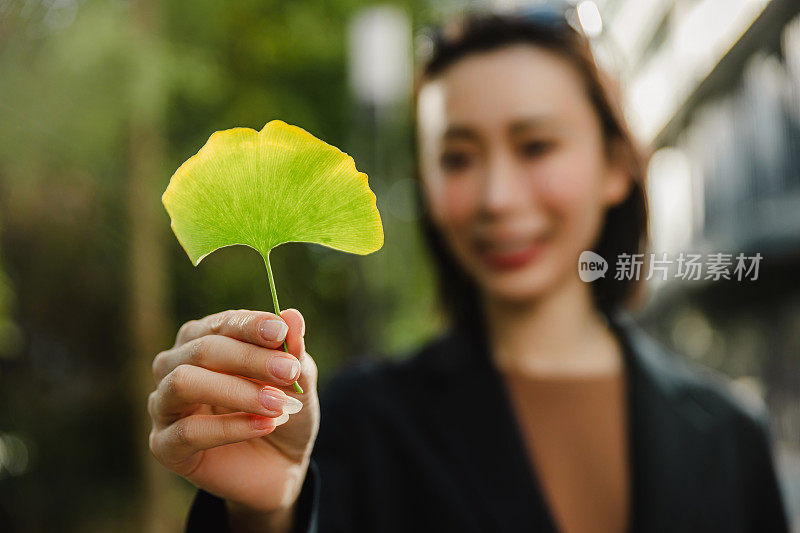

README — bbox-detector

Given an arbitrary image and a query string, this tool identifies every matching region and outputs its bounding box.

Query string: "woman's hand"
[148,308,320,526]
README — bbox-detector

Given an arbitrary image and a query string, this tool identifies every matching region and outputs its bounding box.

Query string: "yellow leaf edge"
[162,120,384,266]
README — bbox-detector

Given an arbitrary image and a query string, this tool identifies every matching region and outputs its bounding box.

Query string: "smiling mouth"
[473,235,549,271]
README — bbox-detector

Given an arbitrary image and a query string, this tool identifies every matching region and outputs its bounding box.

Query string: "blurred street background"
[0,0,799,530]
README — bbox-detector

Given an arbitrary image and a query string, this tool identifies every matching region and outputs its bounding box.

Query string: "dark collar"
[423,308,716,531]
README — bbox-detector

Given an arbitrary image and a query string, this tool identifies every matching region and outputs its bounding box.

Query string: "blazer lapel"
[607,310,717,532]
[424,324,560,532]
[423,309,717,532]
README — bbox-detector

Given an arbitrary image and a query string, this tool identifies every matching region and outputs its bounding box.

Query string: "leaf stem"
[265,251,304,394]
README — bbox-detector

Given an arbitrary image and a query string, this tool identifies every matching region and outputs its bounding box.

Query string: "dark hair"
[412,11,649,331]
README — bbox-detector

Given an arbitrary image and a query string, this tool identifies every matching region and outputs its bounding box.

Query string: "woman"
[147,10,790,533]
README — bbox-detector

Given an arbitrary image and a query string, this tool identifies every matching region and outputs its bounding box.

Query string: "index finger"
[175,310,289,350]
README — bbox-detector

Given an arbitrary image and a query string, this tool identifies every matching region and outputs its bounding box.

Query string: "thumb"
[280,308,306,357]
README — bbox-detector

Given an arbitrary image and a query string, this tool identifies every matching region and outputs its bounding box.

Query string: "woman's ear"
[602,140,633,208]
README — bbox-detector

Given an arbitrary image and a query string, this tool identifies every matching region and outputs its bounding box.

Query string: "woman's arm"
[185,459,320,533]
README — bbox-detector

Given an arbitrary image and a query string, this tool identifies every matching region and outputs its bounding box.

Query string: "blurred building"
[598,0,800,523]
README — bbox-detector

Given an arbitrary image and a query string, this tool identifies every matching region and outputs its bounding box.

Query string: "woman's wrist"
[226,500,297,533]
[225,456,314,532]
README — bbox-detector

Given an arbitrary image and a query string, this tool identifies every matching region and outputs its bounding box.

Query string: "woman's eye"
[440,152,473,172]
[519,140,554,159]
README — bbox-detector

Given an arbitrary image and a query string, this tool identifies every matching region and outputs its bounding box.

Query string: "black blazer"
[186,309,790,532]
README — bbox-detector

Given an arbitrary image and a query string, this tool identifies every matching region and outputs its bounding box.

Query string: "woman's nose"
[482,152,526,216]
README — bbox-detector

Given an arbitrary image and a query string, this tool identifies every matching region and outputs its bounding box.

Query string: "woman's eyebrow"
[443,125,480,142]
[508,117,558,135]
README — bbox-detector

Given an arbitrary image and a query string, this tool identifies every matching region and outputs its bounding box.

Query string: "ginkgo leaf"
[162,119,383,266]
[162,120,384,393]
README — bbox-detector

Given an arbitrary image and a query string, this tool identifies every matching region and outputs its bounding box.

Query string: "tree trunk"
[127,1,174,531]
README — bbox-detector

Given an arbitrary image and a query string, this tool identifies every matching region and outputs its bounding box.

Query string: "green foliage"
[0,0,436,530]
[0,226,12,356]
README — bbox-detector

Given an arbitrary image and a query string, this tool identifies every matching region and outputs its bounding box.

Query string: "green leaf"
[162,120,384,393]
[162,119,383,265]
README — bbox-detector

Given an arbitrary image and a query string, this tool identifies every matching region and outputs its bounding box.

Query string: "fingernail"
[274,412,290,426]
[259,319,288,342]
[269,356,300,382]
[259,388,285,414]
[282,395,303,415]
[252,415,275,430]
[259,388,303,415]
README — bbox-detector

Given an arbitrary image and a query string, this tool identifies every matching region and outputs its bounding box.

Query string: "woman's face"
[417,44,631,303]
